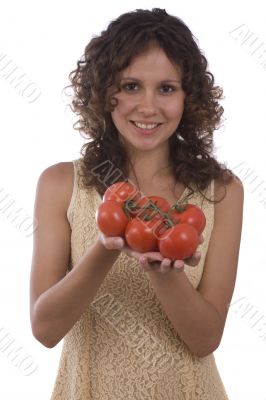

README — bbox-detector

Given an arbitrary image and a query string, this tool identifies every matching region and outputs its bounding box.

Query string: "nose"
[136,90,158,116]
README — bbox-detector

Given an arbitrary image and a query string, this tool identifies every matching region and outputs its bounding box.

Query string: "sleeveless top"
[50,158,229,400]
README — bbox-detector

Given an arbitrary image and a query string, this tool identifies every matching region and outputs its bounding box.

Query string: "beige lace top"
[50,158,229,400]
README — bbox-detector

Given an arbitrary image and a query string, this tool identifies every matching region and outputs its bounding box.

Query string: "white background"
[0,0,266,399]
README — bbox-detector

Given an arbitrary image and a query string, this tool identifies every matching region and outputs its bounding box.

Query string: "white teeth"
[133,122,160,130]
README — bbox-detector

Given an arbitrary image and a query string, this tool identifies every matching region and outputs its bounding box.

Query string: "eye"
[121,82,138,91]
[160,85,176,93]
[120,82,177,94]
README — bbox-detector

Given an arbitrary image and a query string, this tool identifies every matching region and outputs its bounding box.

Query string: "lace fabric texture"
[50,158,229,400]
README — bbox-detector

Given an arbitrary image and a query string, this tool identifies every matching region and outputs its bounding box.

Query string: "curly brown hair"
[64,7,238,203]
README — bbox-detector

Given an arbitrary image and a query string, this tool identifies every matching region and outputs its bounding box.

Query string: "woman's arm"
[30,164,121,348]
[145,176,244,357]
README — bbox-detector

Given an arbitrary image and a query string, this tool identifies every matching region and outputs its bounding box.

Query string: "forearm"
[32,239,120,348]
[147,269,222,357]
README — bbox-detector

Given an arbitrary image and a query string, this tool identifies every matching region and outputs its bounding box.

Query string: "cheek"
[111,104,130,128]
[113,94,135,113]
[162,94,185,117]
[166,103,184,119]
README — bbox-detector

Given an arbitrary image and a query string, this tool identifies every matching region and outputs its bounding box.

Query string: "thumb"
[99,233,124,250]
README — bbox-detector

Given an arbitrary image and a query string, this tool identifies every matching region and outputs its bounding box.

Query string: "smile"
[130,121,163,136]
[131,121,162,130]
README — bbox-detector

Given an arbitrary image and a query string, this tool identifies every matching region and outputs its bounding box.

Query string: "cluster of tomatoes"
[95,181,206,261]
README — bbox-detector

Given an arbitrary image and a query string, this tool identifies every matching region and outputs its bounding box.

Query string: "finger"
[140,257,172,273]
[99,234,124,250]
[160,258,172,273]
[138,254,162,271]
[139,257,152,271]
[140,257,160,271]
[198,234,204,245]
[184,251,201,266]
[173,260,185,271]
[143,252,164,263]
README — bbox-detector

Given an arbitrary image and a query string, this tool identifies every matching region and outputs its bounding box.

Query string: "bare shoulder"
[213,172,244,216]
[37,161,74,216]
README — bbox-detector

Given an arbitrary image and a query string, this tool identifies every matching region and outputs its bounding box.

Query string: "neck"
[127,156,174,191]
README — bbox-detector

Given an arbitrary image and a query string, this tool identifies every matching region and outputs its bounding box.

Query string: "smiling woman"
[66,8,233,201]
[30,7,243,400]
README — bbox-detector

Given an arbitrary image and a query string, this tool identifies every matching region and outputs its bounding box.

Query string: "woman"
[30,8,244,399]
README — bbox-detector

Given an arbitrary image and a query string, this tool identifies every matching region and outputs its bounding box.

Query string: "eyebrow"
[120,77,181,83]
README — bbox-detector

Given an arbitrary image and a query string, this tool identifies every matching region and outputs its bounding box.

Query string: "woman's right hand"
[98,233,125,251]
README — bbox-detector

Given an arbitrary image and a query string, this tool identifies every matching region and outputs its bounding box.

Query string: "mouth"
[130,120,163,136]
[130,121,163,129]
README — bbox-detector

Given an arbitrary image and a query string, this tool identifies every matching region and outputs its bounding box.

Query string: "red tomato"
[125,217,159,253]
[168,204,206,235]
[127,196,150,218]
[148,196,170,213]
[96,200,129,236]
[158,224,199,260]
[103,181,141,206]
[129,195,170,220]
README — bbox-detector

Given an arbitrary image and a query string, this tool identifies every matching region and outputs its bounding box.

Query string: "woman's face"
[111,45,185,154]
